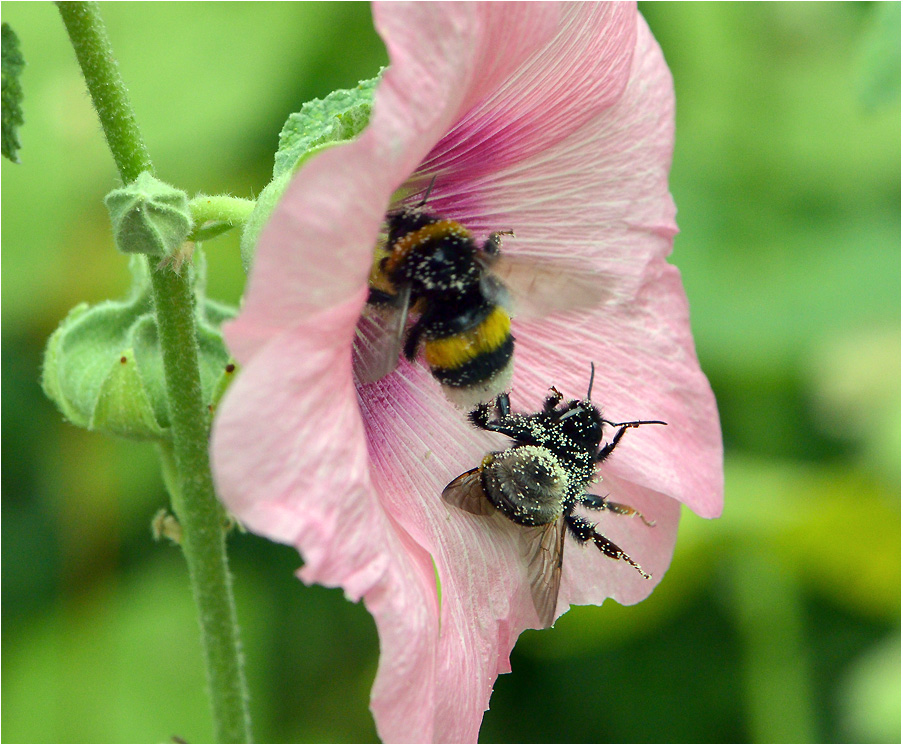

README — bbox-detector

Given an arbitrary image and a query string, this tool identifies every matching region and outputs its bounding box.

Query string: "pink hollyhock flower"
[211,2,723,743]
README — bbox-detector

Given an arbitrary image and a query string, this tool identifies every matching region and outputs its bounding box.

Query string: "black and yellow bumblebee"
[442,364,665,627]
[356,183,609,408]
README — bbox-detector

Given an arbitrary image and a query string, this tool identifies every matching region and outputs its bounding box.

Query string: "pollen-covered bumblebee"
[356,183,608,408]
[442,364,665,627]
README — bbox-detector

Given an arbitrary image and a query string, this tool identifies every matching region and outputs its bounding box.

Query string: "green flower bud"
[104,171,193,257]
[42,254,236,441]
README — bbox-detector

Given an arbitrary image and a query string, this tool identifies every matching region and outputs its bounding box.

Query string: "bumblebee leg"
[595,423,631,463]
[469,394,511,427]
[564,510,650,578]
[483,230,514,256]
[543,387,564,412]
[469,402,494,429]
[468,405,541,443]
[469,417,536,441]
[596,420,665,463]
[601,418,668,429]
[580,494,655,527]
[367,287,396,305]
[403,318,425,360]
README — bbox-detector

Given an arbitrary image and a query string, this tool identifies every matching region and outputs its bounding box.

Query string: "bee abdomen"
[482,445,569,526]
[424,306,513,387]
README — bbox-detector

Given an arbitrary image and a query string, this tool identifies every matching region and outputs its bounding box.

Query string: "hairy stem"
[189,195,257,242]
[57,3,251,741]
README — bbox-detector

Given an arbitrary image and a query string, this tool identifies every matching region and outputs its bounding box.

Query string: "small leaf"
[1,22,25,163]
[273,71,382,178]
[240,72,382,271]
[91,349,167,440]
[207,361,238,414]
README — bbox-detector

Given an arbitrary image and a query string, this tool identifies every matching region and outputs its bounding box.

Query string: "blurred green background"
[2,2,899,743]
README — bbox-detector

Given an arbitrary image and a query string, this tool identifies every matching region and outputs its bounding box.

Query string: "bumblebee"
[356,183,608,408]
[442,364,665,627]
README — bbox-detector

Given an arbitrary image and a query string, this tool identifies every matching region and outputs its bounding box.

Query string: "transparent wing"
[479,252,614,319]
[441,468,496,517]
[445,468,565,627]
[521,518,566,628]
[354,284,411,385]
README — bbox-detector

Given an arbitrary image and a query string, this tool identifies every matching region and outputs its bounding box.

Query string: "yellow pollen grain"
[423,306,511,369]
[385,220,470,274]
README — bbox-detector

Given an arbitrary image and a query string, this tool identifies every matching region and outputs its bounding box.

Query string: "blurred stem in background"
[728,548,818,742]
[55,2,251,741]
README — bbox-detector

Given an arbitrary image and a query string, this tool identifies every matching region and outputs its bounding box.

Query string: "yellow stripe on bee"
[423,306,511,369]
[385,220,471,274]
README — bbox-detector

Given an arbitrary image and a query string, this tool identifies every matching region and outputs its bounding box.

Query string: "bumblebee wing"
[479,253,613,319]
[354,284,411,385]
[521,518,566,628]
[442,468,496,517]
[444,467,563,626]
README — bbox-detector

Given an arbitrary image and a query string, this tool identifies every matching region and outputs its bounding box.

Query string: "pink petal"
[227,2,562,363]
[421,15,678,282]
[212,306,443,743]
[394,12,725,517]
[359,366,540,741]
[509,261,724,522]
[420,3,638,181]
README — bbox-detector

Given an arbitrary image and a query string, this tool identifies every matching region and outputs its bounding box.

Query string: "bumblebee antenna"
[602,419,668,429]
[417,176,438,207]
[586,362,596,400]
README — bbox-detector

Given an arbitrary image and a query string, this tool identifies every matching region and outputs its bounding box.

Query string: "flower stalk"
[189,194,257,242]
[56,2,251,741]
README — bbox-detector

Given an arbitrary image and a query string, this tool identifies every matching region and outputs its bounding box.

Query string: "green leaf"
[272,71,381,179]
[238,170,292,272]
[91,349,167,439]
[42,302,92,428]
[240,71,382,271]
[1,22,25,162]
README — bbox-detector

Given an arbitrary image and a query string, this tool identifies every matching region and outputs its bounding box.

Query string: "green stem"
[57,3,251,742]
[55,2,150,183]
[189,195,257,242]
[729,549,818,742]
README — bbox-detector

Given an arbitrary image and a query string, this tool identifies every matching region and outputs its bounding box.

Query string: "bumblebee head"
[554,363,604,448]
[557,400,604,450]
[386,208,438,247]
